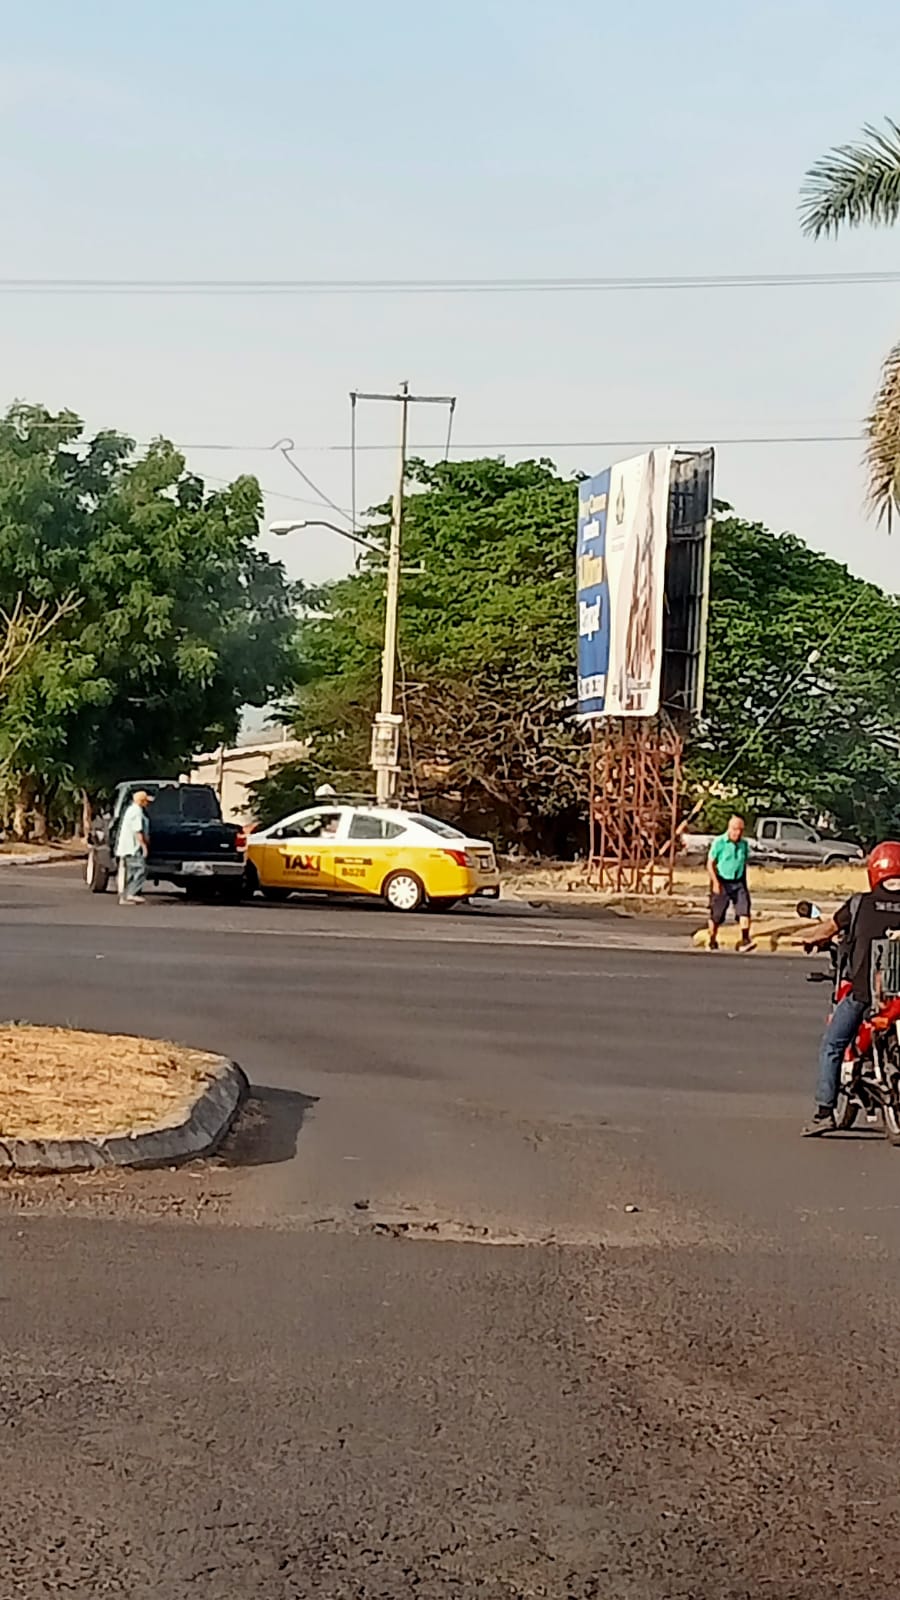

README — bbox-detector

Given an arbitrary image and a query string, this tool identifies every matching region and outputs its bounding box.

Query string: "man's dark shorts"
[710,876,751,924]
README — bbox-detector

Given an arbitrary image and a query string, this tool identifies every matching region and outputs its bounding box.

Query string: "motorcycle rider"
[802,841,900,1135]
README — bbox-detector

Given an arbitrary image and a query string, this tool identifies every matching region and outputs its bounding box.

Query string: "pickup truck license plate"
[182,861,214,876]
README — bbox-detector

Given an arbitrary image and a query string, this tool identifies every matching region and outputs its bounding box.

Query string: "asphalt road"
[2,866,900,1597]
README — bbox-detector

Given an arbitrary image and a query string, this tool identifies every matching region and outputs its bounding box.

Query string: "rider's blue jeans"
[816,994,866,1109]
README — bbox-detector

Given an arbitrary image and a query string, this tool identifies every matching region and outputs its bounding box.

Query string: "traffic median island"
[0,1025,246,1173]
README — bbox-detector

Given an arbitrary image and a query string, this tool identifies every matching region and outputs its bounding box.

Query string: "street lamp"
[269,517,382,555]
[268,515,404,804]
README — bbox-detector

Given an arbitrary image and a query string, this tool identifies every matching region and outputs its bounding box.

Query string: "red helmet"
[868,841,900,890]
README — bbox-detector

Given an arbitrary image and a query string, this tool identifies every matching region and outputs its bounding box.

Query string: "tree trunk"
[11,775,34,841]
[31,794,47,842]
[81,789,93,840]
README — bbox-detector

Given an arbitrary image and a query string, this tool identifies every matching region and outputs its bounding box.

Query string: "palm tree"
[800,118,900,525]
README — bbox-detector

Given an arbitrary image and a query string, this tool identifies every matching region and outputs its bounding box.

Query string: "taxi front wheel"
[382,869,425,913]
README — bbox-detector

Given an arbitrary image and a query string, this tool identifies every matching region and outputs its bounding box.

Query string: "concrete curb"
[689,932,828,961]
[0,1057,248,1175]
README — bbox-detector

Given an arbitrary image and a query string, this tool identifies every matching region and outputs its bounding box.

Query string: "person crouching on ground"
[707,814,754,952]
[116,789,151,905]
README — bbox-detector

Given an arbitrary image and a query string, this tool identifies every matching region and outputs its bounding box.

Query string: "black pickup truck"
[85,781,246,900]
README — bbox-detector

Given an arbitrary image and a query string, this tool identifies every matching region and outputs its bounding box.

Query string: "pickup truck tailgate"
[146,790,241,863]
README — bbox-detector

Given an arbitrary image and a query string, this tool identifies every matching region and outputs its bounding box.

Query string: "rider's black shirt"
[835,889,900,1002]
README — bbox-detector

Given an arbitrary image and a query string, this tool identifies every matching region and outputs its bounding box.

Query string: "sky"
[2,0,900,591]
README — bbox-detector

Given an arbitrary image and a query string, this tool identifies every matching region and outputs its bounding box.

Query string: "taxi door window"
[312,812,341,839]
[277,811,341,840]
[348,816,406,841]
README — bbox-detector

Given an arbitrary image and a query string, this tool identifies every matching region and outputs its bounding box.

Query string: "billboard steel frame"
[586,717,684,895]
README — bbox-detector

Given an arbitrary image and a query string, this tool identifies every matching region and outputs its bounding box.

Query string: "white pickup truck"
[680,816,865,869]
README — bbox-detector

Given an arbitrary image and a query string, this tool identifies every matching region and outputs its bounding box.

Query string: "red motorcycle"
[802,906,900,1142]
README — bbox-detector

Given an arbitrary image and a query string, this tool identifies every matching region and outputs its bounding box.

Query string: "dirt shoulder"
[501,858,866,922]
[0,841,86,865]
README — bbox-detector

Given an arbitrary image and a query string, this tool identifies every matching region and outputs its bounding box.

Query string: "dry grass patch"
[501,858,868,905]
[500,861,585,895]
[0,1025,223,1143]
[674,862,868,900]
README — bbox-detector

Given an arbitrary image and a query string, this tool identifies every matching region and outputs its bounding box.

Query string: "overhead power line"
[185,432,866,451]
[0,271,897,295]
[201,473,352,517]
[4,423,867,450]
[272,436,353,525]
[320,433,865,451]
[0,427,868,453]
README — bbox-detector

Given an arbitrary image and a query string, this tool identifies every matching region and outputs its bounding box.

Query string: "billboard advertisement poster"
[577,447,673,719]
[576,468,611,718]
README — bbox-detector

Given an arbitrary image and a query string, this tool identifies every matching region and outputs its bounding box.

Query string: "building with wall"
[183,730,307,824]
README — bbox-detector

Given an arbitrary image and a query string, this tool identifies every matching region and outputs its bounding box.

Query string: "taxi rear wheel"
[244,865,290,902]
[382,869,425,913]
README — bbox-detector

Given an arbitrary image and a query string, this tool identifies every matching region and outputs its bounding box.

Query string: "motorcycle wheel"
[876,1034,900,1145]
[833,1090,859,1131]
[882,1099,900,1146]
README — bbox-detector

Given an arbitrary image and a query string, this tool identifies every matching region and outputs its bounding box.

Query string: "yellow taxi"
[244,803,500,912]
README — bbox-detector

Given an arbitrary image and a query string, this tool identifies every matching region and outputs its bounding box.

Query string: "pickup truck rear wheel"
[86,851,109,894]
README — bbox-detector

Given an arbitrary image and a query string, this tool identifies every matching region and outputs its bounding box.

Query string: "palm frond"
[799,118,900,238]
[865,340,900,528]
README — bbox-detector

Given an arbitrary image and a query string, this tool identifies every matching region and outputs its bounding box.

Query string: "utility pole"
[350,383,456,803]
[374,380,409,803]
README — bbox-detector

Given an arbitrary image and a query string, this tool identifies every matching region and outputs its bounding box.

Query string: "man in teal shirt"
[707,814,754,952]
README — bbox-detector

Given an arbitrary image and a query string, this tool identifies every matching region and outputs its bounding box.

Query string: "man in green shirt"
[707,815,754,952]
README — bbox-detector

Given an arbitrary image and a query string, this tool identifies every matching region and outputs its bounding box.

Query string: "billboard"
[577,447,673,719]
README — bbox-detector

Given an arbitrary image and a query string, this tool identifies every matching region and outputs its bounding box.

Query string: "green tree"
[800,118,900,523]
[0,404,297,835]
[282,456,586,852]
[0,596,80,835]
[692,509,900,841]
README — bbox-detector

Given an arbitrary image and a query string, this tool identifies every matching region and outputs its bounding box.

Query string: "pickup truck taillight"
[235,830,247,852]
[444,849,470,868]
